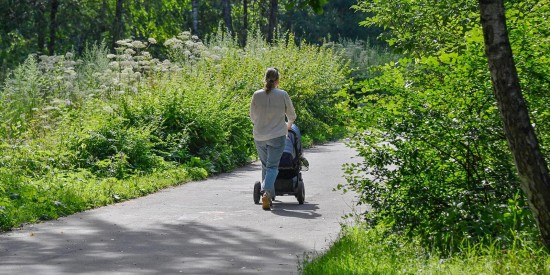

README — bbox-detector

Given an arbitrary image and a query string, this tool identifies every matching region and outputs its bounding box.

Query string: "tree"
[112,0,124,49]
[222,0,233,34]
[34,0,47,54]
[99,0,108,40]
[192,0,198,35]
[48,0,59,55]
[241,0,248,46]
[478,0,550,247]
[267,0,278,43]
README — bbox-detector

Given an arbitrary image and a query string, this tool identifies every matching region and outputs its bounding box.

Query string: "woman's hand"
[287,122,293,130]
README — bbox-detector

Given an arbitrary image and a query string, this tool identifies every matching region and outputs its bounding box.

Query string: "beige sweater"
[250,88,297,141]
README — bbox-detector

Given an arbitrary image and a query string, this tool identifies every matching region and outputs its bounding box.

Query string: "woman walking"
[250,68,296,210]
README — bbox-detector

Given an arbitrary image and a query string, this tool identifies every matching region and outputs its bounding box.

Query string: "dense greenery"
[0,31,349,230]
[0,0,380,80]
[340,0,549,252]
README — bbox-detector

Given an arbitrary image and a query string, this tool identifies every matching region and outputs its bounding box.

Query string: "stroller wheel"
[253,181,261,204]
[296,180,305,204]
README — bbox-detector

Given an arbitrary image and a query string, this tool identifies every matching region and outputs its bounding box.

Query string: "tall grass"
[300,224,550,274]
[0,30,350,230]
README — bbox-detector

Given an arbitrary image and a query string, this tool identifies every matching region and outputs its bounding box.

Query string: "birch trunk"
[479,0,550,247]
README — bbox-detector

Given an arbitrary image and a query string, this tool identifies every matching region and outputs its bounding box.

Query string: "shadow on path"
[270,203,321,219]
[1,214,306,274]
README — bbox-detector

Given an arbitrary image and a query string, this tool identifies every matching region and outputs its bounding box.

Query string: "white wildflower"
[51,99,65,105]
[107,54,117,59]
[178,31,191,40]
[131,41,146,49]
[148,38,157,44]
[103,105,114,113]
[120,60,133,67]
[116,39,131,45]
[141,51,151,59]
[64,69,76,76]
[124,48,136,55]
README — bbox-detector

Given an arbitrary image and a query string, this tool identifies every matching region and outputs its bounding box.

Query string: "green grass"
[300,224,550,275]
[0,166,205,230]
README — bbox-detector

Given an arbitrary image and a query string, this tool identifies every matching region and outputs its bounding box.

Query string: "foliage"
[0,30,349,230]
[0,0,381,80]
[0,166,193,231]
[282,0,383,45]
[342,0,548,251]
[353,0,479,56]
[300,223,550,274]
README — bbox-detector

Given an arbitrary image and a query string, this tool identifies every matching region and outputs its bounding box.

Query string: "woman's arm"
[249,94,257,124]
[284,92,296,130]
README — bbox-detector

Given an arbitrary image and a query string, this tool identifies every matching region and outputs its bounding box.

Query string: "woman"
[250,68,296,210]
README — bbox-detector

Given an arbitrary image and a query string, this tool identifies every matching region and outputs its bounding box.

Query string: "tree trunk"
[47,0,59,55]
[192,0,199,35]
[222,0,233,34]
[267,0,278,43]
[35,0,47,54]
[98,0,108,41]
[241,0,248,47]
[478,0,550,247]
[112,0,124,50]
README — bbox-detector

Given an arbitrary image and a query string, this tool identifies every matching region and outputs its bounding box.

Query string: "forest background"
[1,0,550,273]
[0,0,380,78]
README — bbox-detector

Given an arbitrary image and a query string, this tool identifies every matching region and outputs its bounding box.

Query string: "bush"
[341,0,547,252]
[0,30,350,230]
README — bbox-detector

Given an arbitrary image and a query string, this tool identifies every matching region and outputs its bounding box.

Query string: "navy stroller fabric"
[279,124,302,168]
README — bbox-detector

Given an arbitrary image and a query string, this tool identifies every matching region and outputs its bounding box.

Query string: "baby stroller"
[253,124,308,205]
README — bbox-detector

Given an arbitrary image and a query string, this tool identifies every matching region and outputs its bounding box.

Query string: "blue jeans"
[255,135,286,199]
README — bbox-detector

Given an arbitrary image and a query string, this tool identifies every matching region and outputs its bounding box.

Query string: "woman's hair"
[263,67,279,93]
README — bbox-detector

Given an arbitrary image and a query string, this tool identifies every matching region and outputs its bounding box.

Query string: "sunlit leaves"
[346,0,548,251]
[354,0,479,56]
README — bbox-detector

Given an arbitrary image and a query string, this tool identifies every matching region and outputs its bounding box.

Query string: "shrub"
[0,30,350,230]
[341,0,547,252]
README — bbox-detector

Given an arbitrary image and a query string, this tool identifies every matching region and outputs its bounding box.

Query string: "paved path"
[0,142,362,274]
